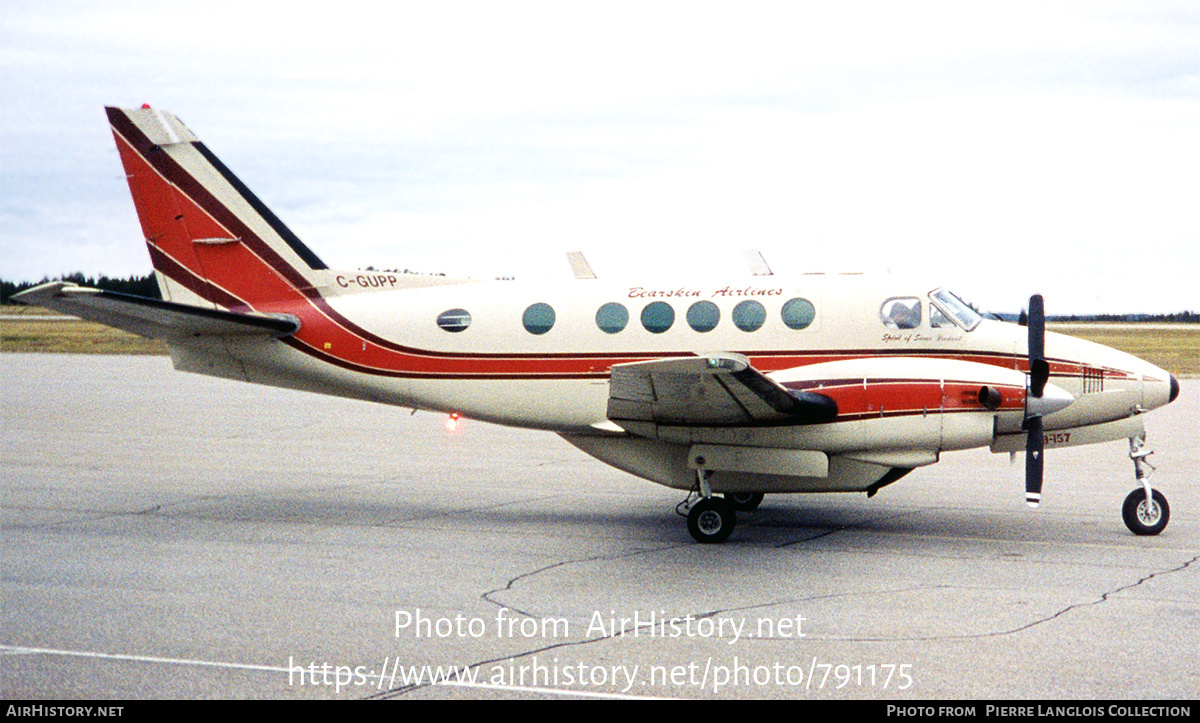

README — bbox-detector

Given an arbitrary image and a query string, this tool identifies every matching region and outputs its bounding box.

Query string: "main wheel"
[724,492,764,512]
[1122,488,1169,536]
[687,498,736,544]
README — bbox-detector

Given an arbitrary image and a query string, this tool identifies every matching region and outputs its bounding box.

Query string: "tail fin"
[106,105,327,311]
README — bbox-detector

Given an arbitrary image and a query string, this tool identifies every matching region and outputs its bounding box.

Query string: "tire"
[687,498,736,544]
[1122,488,1169,536]
[724,492,764,512]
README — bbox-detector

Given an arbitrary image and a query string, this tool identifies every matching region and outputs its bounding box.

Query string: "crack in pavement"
[986,552,1200,639]
[371,543,686,698]
[367,522,1198,697]
[773,553,1200,644]
[479,543,686,618]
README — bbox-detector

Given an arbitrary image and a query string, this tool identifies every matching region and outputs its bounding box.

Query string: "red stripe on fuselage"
[782,379,1026,421]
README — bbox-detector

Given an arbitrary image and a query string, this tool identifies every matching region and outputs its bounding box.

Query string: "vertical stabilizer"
[106,106,327,311]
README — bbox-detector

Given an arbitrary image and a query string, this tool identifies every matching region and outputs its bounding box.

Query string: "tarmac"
[2,353,1197,700]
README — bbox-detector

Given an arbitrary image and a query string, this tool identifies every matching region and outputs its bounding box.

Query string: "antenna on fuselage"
[744,250,774,276]
[567,251,597,280]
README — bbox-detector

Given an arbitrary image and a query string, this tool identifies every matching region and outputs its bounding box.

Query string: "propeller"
[1021,294,1077,508]
[1023,295,1047,507]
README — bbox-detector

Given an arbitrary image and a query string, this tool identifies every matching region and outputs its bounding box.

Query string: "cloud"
[3,1,1197,313]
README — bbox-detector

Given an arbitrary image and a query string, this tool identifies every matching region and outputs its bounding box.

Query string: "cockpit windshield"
[929,289,982,331]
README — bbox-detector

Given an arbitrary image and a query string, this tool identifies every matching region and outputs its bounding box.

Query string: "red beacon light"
[445,413,461,433]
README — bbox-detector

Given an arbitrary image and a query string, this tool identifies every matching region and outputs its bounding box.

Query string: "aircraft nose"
[1169,373,1180,404]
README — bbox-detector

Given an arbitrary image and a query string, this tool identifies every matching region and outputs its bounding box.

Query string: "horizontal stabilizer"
[12,282,299,340]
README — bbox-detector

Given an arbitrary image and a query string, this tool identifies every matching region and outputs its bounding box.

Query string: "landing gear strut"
[1123,433,1170,536]
[679,470,764,543]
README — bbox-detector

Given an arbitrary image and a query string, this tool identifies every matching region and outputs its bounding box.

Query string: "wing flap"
[607,353,837,431]
[12,282,299,340]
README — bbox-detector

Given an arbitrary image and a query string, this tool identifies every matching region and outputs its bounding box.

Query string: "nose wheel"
[1122,488,1169,536]
[1124,433,1169,536]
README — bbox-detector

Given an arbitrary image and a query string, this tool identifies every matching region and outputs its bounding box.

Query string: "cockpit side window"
[930,304,952,328]
[929,289,982,331]
[881,297,921,329]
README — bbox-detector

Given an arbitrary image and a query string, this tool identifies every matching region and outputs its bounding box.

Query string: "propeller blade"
[1027,294,1048,397]
[1025,414,1044,508]
[1024,294,1048,508]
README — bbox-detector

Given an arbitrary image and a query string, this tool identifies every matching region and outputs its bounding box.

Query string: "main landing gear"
[1122,433,1170,536]
[678,471,765,543]
[685,496,737,544]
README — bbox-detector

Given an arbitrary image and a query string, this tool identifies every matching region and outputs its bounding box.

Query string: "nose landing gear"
[1122,433,1170,536]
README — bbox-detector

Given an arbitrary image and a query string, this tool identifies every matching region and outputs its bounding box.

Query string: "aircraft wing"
[11,282,299,340]
[607,353,837,431]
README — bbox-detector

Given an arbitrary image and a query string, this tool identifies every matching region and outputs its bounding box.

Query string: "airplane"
[15,105,1181,543]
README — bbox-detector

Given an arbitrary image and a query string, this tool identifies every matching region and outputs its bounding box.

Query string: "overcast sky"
[3,1,1197,314]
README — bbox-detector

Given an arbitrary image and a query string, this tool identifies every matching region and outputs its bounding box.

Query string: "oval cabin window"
[436,308,471,333]
[641,301,675,334]
[686,301,720,332]
[523,303,556,335]
[780,298,815,330]
[732,300,766,332]
[595,302,629,334]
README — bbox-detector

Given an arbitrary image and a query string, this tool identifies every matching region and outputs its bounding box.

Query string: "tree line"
[1,273,1195,322]
[1053,311,1199,323]
[2,273,161,304]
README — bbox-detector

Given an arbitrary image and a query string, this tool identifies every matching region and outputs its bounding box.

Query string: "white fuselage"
[212,270,1172,443]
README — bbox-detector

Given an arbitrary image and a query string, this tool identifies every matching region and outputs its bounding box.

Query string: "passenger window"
[780,298,815,330]
[732,300,766,332]
[436,308,471,333]
[595,302,629,334]
[523,303,555,335]
[641,301,675,334]
[686,301,720,332]
[881,297,921,329]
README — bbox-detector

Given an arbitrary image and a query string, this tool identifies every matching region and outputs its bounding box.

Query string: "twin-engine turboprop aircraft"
[16,105,1181,543]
